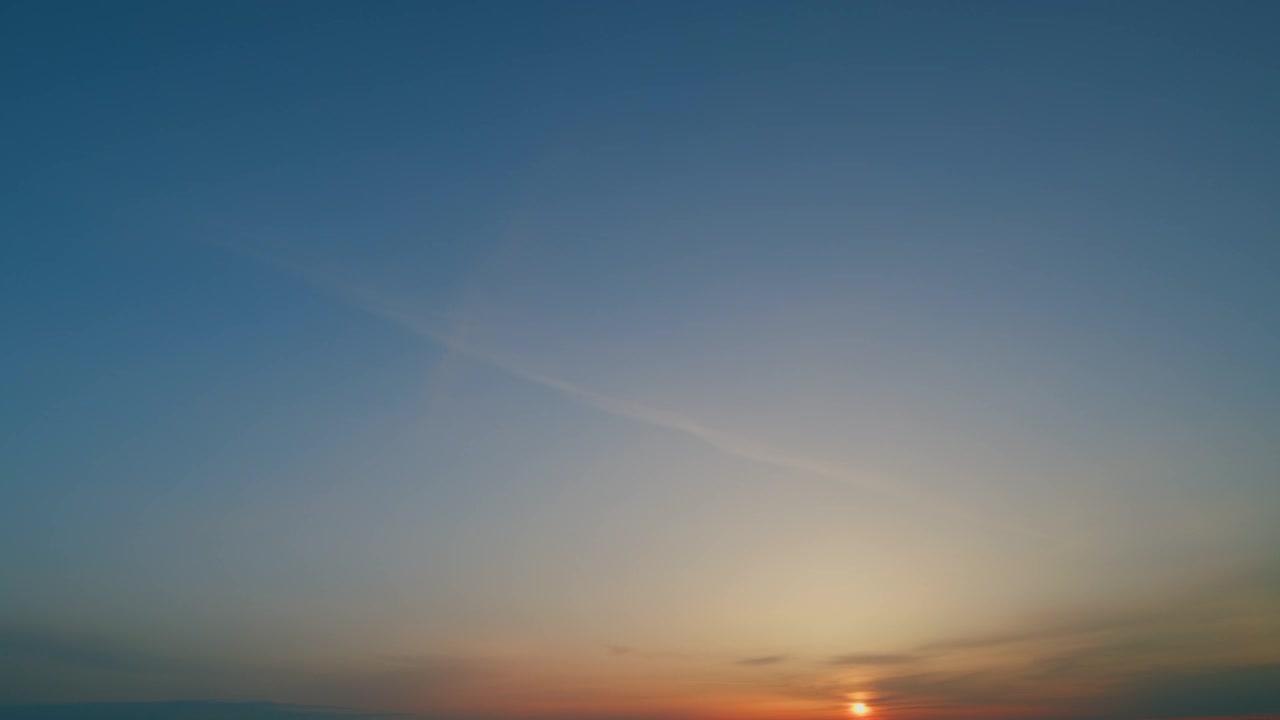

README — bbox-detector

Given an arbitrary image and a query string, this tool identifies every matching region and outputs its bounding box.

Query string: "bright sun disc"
[851,702,870,716]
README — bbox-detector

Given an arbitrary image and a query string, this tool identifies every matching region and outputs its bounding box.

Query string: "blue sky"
[3,2,1280,719]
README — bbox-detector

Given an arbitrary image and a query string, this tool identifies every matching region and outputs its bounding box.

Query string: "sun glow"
[850,702,870,716]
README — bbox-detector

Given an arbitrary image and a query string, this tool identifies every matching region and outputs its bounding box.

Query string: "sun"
[849,702,870,716]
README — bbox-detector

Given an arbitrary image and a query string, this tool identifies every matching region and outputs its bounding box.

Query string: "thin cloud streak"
[735,655,786,666]
[829,653,918,666]
[260,252,942,509]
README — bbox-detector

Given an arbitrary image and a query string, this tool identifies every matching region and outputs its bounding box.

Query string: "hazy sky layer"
[3,2,1279,719]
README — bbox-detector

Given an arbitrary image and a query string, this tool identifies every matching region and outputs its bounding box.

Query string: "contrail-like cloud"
[250,249,947,511]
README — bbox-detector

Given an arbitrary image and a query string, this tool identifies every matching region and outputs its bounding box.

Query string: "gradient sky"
[3,2,1280,720]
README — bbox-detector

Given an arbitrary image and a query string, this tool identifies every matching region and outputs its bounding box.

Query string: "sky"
[2,1,1279,719]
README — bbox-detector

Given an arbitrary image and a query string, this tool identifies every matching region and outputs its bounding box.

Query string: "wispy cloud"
[735,655,786,666]
[603,645,687,661]
[250,250,943,510]
[894,565,1280,716]
[828,652,917,666]
[743,562,1280,718]
[0,624,205,674]
[913,610,1140,653]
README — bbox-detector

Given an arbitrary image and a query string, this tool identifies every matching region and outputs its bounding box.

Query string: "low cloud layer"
[752,562,1280,719]
[0,625,193,674]
[0,703,400,720]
